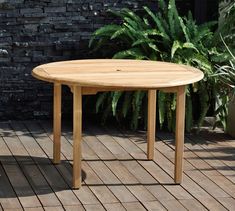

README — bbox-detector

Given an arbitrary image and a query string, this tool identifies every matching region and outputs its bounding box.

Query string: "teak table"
[32,59,204,189]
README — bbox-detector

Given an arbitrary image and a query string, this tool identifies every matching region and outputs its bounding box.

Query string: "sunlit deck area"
[0,121,234,211]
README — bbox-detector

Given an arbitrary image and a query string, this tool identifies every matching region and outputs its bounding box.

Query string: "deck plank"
[188,133,235,182]
[217,197,235,211]
[15,122,81,207]
[158,132,234,210]
[84,204,106,211]
[103,203,126,211]
[108,128,198,208]
[152,133,229,210]
[61,125,147,204]
[43,206,64,211]
[122,202,146,211]
[89,127,159,203]
[40,122,124,205]
[142,201,167,211]
[3,129,61,208]
[0,162,22,210]
[179,199,207,211]
[1,135,41,208]
[123,129,229,210]
[0,121,234,211]
[64,205,85,211]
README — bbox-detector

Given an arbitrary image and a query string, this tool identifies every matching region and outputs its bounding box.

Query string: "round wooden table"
[32,59,204,189]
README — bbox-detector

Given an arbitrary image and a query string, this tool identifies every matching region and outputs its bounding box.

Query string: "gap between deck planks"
[0,121,234,211]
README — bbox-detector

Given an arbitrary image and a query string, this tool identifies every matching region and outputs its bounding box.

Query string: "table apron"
[66,85,182,95]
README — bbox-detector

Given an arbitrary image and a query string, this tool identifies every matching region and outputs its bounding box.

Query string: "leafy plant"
[216,42,235,94]
[89,0,221,131]
[216,1,235,50]
[213,37,235,130]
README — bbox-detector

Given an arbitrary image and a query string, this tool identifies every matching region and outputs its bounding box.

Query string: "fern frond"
[144,6,170,41]
[131,91,146,130]
[191,53,212,74]
[122,8,146,28]
[96,92,108,113]
[182,42,199,53]
[171,40,182,58]
[178,17,190,42]
[89,24,121,47]
[168,0,177,39]
[158,0,167,12]
[111,28,127,40]
[112,91,123,116]
[158,91,166,127]
[185,94,193,132]
[122,92,133,117]
[124,17,139,30]
[113,48,147,59]
[132,38,155,47]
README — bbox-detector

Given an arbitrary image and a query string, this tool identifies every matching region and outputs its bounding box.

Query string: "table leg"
[175,86,186,184]
[53,83,61,164]
[147,90,157,160]
[73,86,82,189]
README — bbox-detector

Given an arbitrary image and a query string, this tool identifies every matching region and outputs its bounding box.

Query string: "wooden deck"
[0,121,234,211]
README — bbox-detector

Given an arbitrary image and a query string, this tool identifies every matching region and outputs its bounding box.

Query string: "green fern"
[112,91,123,116]
[144,6,170,42]
[171,40,182,58]
[96,92,108,113]
[158,91,166,128]
[113,48,147,59]
[185,94,193,132]
[122,92,133,117]
[89,25,121,48]
[168,0,177,39]
[90,0,221,131]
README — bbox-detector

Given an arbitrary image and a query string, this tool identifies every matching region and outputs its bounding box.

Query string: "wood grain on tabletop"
[32,59,204,88]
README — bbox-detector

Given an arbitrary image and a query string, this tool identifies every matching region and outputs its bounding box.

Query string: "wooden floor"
[0,121,234,211]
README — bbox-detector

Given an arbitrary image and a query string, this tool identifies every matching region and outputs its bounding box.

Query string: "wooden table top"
[32,59,204,88]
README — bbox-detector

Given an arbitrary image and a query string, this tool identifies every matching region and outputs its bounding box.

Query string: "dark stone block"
[44,6,66,13]
[0,57,11,62]
[0,37,12,43]
[23,12,47,18]
[20,8,43,14]
[13,57,31,62]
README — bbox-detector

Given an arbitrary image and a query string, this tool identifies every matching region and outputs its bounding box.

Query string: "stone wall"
[0,0,217,120]
[0,0,158,120]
